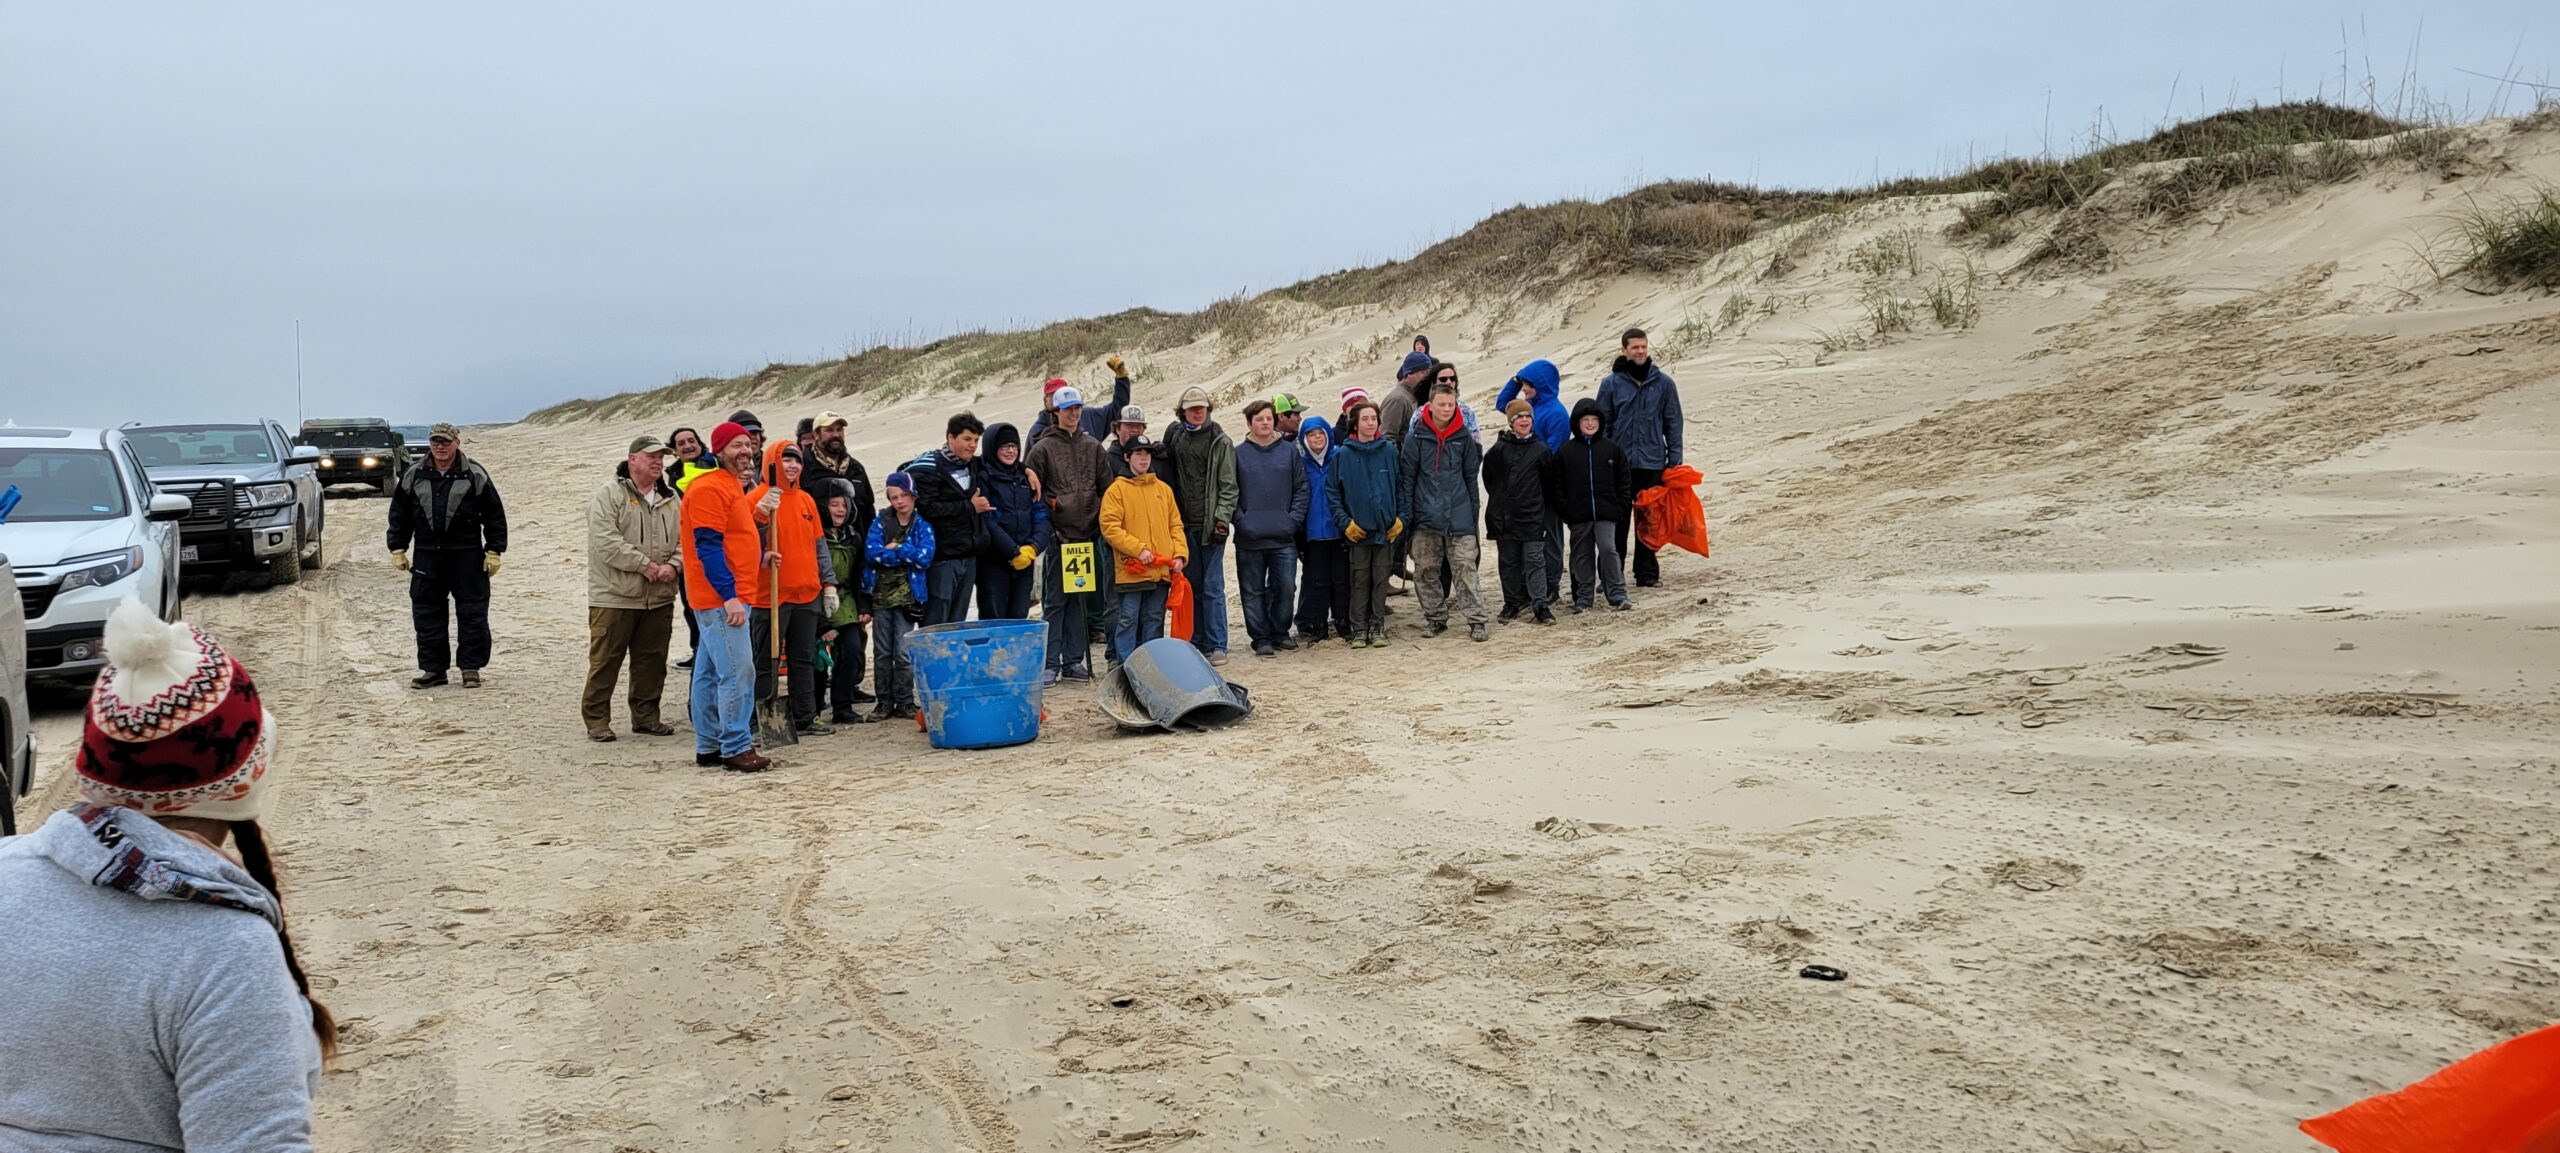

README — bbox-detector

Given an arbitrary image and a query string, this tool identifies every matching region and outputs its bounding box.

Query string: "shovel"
[755,461,799,748]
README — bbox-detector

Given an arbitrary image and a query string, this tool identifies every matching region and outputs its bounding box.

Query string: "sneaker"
[1251,642,1275,657]
[846,687,877,704]
[1571,602,1589,614]
[796,719,834,736]
[1423,620,1448,638]
[1064,664,1094,682]
[1275,636,1300,652]
[1042,667,1063,686]
[410,671,448,689]
[1636,578,1662,589]
[460,670,483,688]
[1370,629,1391,647]
[674,656,695,670]
[1534,606,1556,625]
[1609,599,1632,612]
[1348,633,1371,649]
[632,721,676,736]
[1498,604,1523,623]
[1469,622,1489,642]
[587,727,617,743]
[828,710,868,725]
[695,751,725,767]
[1208,651,1230,667]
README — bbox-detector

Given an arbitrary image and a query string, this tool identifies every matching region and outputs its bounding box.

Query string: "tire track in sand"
[776,818,1018,1153]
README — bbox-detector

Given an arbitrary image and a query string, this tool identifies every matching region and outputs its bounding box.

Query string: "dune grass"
[2458,184,2560,290]
[525,100,2425,423]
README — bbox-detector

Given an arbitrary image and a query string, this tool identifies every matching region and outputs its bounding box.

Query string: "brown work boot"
[722,750,772,773]
[586,726,616,742]
[460,670,483,688]
[631,720,675,736]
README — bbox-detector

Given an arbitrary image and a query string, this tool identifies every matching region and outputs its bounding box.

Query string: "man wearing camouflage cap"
[387,422,509,688]
[583,434,684,740]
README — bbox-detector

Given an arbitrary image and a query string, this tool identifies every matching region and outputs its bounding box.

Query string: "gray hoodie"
[0,807,320,1152]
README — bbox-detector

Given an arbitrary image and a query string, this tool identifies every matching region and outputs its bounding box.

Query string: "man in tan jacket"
[585,435,686,741]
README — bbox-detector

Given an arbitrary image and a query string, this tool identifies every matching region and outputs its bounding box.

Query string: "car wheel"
[266,542,303,586]
[300,504,327,569]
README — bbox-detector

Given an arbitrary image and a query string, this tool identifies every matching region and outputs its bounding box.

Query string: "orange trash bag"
[2300,1022,2560,1153]
[1164,570,1194,643]
[1633,463,1711,558]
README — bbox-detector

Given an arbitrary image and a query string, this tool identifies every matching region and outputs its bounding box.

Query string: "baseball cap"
[1116,404,1149,427]
[628,434,669,455]
[428,422,460,441]
[1052,385,1086,409]
[816,411,849,429]
[1271,392,1303,415]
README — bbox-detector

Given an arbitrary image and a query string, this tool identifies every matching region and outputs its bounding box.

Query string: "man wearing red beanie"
[680,421,772,771]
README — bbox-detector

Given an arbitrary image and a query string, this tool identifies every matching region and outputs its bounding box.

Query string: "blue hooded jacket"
[1596,356,1684,470]
[1326,430,1400,539]
[1495,359,1571,452]
[1296,415,1339,541]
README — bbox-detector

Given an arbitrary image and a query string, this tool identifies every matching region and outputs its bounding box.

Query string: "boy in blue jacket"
[863,472,936,720]
[1325,402,1403,648]
[1291,415,1352,645]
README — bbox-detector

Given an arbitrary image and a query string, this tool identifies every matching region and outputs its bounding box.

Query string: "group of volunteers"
[380,331,1686,773]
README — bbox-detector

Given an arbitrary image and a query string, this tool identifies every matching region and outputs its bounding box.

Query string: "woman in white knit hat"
[0,597,328,1150]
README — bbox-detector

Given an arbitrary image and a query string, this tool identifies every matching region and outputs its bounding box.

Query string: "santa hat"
[76,598,277,822]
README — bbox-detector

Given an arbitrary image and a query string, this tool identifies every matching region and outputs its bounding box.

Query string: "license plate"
[180,545,199,563]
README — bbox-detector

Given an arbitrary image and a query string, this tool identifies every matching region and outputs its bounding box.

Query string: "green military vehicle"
[296,418,406,495]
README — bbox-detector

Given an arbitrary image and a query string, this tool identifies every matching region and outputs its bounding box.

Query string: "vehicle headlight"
[244,482,295,507]
[59,547,143,592]
[360,456,378,468]
[318,457,334,468]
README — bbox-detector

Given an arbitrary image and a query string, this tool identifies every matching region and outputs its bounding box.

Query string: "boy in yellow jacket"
[1098,435,1187,665]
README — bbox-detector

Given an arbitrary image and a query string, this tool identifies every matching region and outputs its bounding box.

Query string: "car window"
[303,424,397,449]
[126,425,279,466]
[0,448,129,521]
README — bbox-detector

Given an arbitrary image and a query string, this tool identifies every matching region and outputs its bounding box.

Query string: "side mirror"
[147,493,192,522]
[288,445,322,468]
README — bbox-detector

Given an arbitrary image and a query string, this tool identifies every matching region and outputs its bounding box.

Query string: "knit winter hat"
[1396,351,1434,381]
[885,470,916,495]
[1504,399,1534,421]
[710,421,750,454]
[726,408,763,432]
[1340,385,1370,408]
[76,598,277,822]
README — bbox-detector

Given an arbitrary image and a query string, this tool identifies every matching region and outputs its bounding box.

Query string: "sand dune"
[20,118,2560,1151]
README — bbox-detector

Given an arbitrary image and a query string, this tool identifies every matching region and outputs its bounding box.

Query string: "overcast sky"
[2,2,2548,427]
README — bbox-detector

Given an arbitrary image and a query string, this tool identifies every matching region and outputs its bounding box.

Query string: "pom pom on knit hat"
[1340,385,1370,408]
[77,597,277,821]
[885,470,916,495]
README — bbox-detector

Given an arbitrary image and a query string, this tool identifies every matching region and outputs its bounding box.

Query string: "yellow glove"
[1011,545,1036,571]
[1387,518,1405,542]
[483,552,503,576]
[1343,521,1367,543]
[1105,355,1128,377]
[390,550,410,572]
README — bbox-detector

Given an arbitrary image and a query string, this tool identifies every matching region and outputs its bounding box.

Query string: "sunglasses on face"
[1433,375,1458,384]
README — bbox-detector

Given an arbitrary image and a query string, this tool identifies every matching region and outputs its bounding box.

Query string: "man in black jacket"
[903,412,988,625]
[387,423,510,687]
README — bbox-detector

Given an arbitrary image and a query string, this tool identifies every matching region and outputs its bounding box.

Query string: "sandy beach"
[19,119,2560,1151]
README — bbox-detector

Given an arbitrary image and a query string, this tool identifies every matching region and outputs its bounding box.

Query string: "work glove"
[483,552,502,576]
[823,588,842,617]
[1106,355,1128,378]
[1343,521,1367,543]
[1011,545,1036,571]
[390,550,410,571]
[756,488,782,516]
[1387,518,1405,542]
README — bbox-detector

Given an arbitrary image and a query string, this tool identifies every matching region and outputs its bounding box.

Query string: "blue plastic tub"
[907,620,1047,749]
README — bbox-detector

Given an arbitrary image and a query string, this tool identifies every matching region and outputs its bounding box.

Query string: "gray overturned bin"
[1097,637,1254,733]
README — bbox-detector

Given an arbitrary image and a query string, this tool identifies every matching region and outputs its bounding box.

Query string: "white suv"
[0,426,190,683]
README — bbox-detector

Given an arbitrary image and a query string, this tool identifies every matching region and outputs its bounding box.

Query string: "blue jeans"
[1189,537,1229,654]
[871,609,916,709]
[688,607,756,757]
[1236,544,1298,649]
[1113,582,1169,662]
[925,556,977,626]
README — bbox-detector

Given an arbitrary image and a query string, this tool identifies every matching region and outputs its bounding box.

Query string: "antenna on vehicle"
[294,319,304,427]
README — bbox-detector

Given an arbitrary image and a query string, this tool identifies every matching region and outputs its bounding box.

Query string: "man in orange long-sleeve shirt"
[749,444,838,735]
